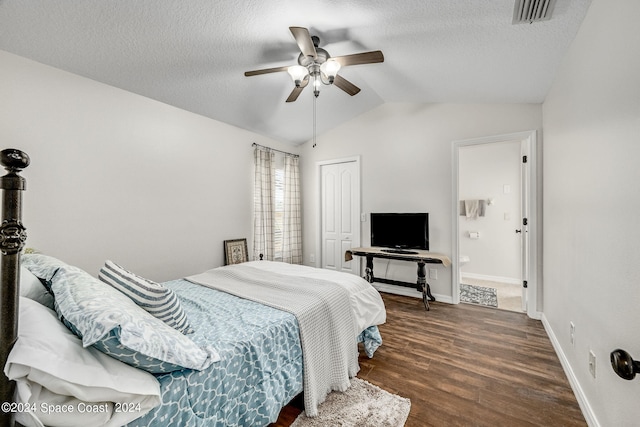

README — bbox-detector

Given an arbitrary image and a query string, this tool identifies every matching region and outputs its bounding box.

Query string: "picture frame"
[224,238,248,265]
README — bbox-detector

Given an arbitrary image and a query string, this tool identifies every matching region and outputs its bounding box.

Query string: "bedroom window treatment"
[253,147,275,261]
[282,154,302,264]
[253,146,302,264]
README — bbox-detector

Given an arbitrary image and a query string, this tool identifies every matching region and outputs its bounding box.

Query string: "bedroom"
[0,0,638,426]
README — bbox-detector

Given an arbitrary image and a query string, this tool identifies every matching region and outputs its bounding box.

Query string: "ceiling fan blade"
[244,65,290,77]
[285,79,309,102]
[333,75,361,96]
[333,50,384,67]
[286,86,305,103]
[289,26,317,59]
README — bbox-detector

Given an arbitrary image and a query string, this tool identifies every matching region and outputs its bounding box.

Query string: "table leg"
[417,261,435,310]
[364,255,374,283]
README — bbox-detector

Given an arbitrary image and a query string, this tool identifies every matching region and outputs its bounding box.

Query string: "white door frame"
[452,131,540,319]
[315,156,362,275]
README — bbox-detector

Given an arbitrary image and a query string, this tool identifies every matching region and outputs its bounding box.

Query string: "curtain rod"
[251,142,299,158]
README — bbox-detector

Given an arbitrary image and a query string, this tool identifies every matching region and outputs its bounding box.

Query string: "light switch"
[503,184,511,194]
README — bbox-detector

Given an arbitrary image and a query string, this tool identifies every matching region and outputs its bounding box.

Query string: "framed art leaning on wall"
[224,238,248,265]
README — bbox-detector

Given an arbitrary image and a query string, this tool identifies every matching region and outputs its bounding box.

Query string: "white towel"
[478,199,486,217]
[465,199,479,219]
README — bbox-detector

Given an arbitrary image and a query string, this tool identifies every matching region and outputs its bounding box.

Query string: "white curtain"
[282,154,302,264]
[253,147,275,261]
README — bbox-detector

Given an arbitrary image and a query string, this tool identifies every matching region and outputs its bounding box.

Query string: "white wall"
[300,103,542,300]
[542,0,640,425]
[459,141,521,282]
[0,50,296,281]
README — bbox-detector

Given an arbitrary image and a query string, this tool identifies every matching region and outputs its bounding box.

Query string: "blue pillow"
[98,260,193,335]
[21,253,68,292]
[50,264,218,373]
[90,329,194,374]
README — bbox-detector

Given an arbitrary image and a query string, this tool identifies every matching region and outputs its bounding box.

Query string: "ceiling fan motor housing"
[298,47,329,67]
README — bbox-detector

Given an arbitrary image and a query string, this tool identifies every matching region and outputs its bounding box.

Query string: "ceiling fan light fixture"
[287,65,309,87]
[320,59,341,84]
[313,74,321,97]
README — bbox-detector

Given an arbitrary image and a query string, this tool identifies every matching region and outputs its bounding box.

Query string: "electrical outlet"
[309,254,315,263]
[429,268,437,279]
[589,350,596,378]
[570,322,575,346]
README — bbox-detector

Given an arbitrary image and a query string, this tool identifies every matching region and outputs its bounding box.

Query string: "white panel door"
[321,160,359,274]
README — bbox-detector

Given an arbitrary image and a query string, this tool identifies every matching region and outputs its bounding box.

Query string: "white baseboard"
[461,272,521,286]
[373,283,421,298]
[541,314,599,427]
[432,293,453,304]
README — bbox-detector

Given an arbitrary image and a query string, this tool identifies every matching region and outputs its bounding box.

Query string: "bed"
[0,149,386,427]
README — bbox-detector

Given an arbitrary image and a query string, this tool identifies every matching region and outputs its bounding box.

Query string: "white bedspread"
[243,261,387,330]
[186,261,386,417]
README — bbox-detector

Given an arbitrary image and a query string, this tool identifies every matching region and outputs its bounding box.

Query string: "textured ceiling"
[0,0,592,145]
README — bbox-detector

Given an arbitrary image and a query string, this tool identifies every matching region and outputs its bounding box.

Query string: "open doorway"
[452,131,538,318]
[459,139,522,312]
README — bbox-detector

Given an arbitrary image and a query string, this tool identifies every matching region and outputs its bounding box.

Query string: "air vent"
[513,0,557,24]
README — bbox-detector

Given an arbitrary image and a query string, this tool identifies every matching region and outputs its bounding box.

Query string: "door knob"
[515,229,522,233]
[610,349,640,380]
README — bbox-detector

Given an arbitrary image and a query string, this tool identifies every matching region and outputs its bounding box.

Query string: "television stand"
[345,247,451,310]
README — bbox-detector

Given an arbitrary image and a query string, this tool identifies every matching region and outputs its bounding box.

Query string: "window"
[253,145,301,264]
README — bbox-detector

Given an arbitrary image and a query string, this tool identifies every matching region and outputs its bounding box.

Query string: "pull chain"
[312,91,317,148]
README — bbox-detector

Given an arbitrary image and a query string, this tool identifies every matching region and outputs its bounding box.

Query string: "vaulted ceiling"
[0,1,592,145]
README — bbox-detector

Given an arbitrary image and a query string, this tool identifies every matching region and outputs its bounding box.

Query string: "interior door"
[320,160,360,274]
[520,139,531,312]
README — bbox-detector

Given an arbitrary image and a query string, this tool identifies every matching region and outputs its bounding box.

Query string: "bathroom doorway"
[452,131,538,318]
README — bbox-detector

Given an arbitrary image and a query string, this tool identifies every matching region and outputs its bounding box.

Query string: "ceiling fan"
[244,26,384,102]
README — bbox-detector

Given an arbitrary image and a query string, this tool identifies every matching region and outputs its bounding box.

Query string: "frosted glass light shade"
[320,59,341,83]
[287,65,309,87]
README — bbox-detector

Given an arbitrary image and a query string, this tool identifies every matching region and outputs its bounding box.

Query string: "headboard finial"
[0,149,30,173]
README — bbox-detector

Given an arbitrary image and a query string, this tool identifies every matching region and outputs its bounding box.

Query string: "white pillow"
[4,297,162,427]
[19,266,54,309]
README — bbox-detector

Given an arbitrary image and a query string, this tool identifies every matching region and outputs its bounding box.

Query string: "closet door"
[320,160,360,274]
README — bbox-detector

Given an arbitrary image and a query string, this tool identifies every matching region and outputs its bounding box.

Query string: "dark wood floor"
[272,292,586,427]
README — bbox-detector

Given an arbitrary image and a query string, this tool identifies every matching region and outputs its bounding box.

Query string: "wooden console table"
[345,247,451,310]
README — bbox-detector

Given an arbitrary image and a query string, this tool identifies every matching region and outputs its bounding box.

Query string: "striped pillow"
[98,260,194,334]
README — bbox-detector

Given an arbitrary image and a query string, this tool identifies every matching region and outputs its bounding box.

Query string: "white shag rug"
[291,377,411,427]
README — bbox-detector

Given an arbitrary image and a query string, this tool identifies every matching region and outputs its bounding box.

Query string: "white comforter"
[186,260,387,417]
[242,260,387,331]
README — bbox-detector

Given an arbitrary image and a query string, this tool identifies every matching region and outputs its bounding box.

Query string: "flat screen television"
[370,213,429,251]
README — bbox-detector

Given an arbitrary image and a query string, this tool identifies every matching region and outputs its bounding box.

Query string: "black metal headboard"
[0,149,29,427]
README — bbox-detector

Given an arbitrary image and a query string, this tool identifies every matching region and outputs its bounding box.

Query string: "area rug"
[291,377,411,427]
[460,283,498,307]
